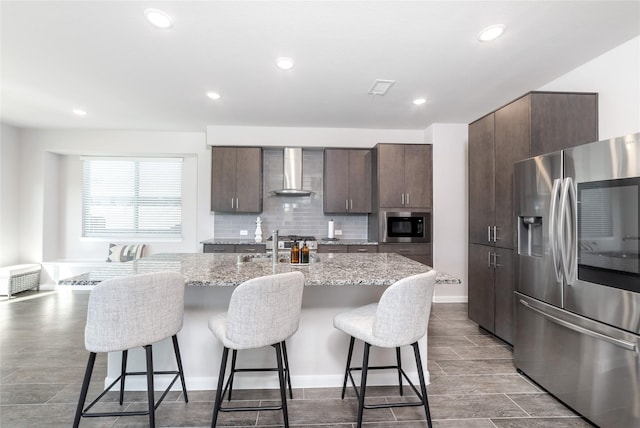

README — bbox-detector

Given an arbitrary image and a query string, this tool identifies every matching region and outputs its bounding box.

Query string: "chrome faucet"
[272,230,279,267]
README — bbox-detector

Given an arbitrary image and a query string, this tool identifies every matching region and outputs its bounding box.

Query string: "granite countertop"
[59,253,460,287]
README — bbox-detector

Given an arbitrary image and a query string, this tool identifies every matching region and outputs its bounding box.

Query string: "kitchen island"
[60,253,460,391]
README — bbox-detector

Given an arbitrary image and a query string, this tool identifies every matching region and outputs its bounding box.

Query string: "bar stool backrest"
[372,270,437,347]
[85,272,185,353]
[226,271,305,350]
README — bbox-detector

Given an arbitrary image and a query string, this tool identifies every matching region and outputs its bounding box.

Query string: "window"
[82,157,182,239]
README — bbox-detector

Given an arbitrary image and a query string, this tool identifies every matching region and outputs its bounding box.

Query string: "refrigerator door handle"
[549,179,562,282]
[559,177,578,285]
[519,299,638,352]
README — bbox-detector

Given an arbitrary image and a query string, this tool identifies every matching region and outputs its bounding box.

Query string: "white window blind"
[82,157,183,239]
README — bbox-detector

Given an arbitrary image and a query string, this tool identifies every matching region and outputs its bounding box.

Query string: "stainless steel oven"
[380,211,430,243]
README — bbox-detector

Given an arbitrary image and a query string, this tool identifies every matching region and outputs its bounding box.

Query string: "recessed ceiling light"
[72,109,87,116]
[144,8,172,29]
[478,24,505,42]
[207,92,221,100]
[276,57,295,70]
[413,98,427,106]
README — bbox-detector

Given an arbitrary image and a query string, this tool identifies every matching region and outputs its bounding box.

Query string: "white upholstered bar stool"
[73,272,188,428]
[208,271,305,428]
[333,270,437,428]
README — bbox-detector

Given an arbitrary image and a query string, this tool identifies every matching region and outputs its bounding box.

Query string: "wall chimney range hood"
[270,147,314,196]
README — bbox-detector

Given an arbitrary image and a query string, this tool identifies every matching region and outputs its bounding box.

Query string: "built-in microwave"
[381,211,431,243]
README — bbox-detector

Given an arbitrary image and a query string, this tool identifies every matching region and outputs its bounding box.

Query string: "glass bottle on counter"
[291,241,300,264]
[301,241,309,264]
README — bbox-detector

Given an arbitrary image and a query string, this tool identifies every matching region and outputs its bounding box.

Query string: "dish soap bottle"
[291,241,300,264]
[301,241,309,264]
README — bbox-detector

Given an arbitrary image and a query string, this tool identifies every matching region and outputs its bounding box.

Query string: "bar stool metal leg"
[73,352,96,428]
[227,349,238,401]
[356,342,371,428]
[412,342,432,427]
[341,337,355,399]
[172,335,189,402]
[396,347,403,396]
[145,345,155,428]
[119,350,128,405]
[274,342,290,428]
[281,341,293,399]
[211,347,230,428]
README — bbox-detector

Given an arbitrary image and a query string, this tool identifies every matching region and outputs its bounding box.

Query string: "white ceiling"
[2,1,639,132]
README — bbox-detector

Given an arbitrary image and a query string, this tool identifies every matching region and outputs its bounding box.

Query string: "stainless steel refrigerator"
[514,133,640,428]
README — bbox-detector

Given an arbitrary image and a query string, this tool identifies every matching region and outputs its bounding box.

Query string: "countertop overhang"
[58,253,460,287]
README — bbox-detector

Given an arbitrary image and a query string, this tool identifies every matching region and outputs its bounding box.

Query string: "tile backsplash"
[213,149,368,240]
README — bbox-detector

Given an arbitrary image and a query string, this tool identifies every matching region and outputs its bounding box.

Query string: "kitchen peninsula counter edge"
[59,252,459,286]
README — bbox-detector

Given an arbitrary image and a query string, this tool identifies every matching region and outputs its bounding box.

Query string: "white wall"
[207,126,424,148]
[207,125,424,147]
[17,130,209,263]
[0,123,21,265]
[539,36,640,140]
[426,123,468,302]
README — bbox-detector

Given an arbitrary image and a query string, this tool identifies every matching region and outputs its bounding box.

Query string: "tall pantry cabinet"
[468,91,598,344]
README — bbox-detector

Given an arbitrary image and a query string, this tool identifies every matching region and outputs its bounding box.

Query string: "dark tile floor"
[0,290,595,427]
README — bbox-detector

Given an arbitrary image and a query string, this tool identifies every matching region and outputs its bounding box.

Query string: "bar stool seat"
[333,270,437,428]
[209,271,305,428]
[73,271,188,428]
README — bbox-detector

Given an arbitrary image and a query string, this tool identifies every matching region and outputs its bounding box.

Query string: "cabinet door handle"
[487,226,492,243]
[398,249,410,253]
[493,226,498,242]
[231,198,234,209]
[243,248,256,252]
[493,252,500,268]
[236,198,239,209]
[487,251,493,268]
[346,200,349,210]
[356,248,367,252]
[401,193,405,206]
[406,193,409,205]
[350,199,353,210]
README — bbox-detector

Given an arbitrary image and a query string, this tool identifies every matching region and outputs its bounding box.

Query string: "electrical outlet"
[240,230,248,236]
[334,229,343,236]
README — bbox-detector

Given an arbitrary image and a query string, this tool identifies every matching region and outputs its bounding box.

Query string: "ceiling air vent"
[368,79,396,96]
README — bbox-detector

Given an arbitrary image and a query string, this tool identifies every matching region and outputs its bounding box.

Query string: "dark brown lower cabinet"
[317,245,348,254]
[318,245,378,255]
[203,244,266,253]
[378,243,432,266]
[468,244,514,344]
[347,245,377,254]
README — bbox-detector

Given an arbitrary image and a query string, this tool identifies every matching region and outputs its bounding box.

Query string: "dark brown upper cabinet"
[210,147,263,213]
[377,144,432,209]
[469,91,598,250]
[323,149,372,213]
